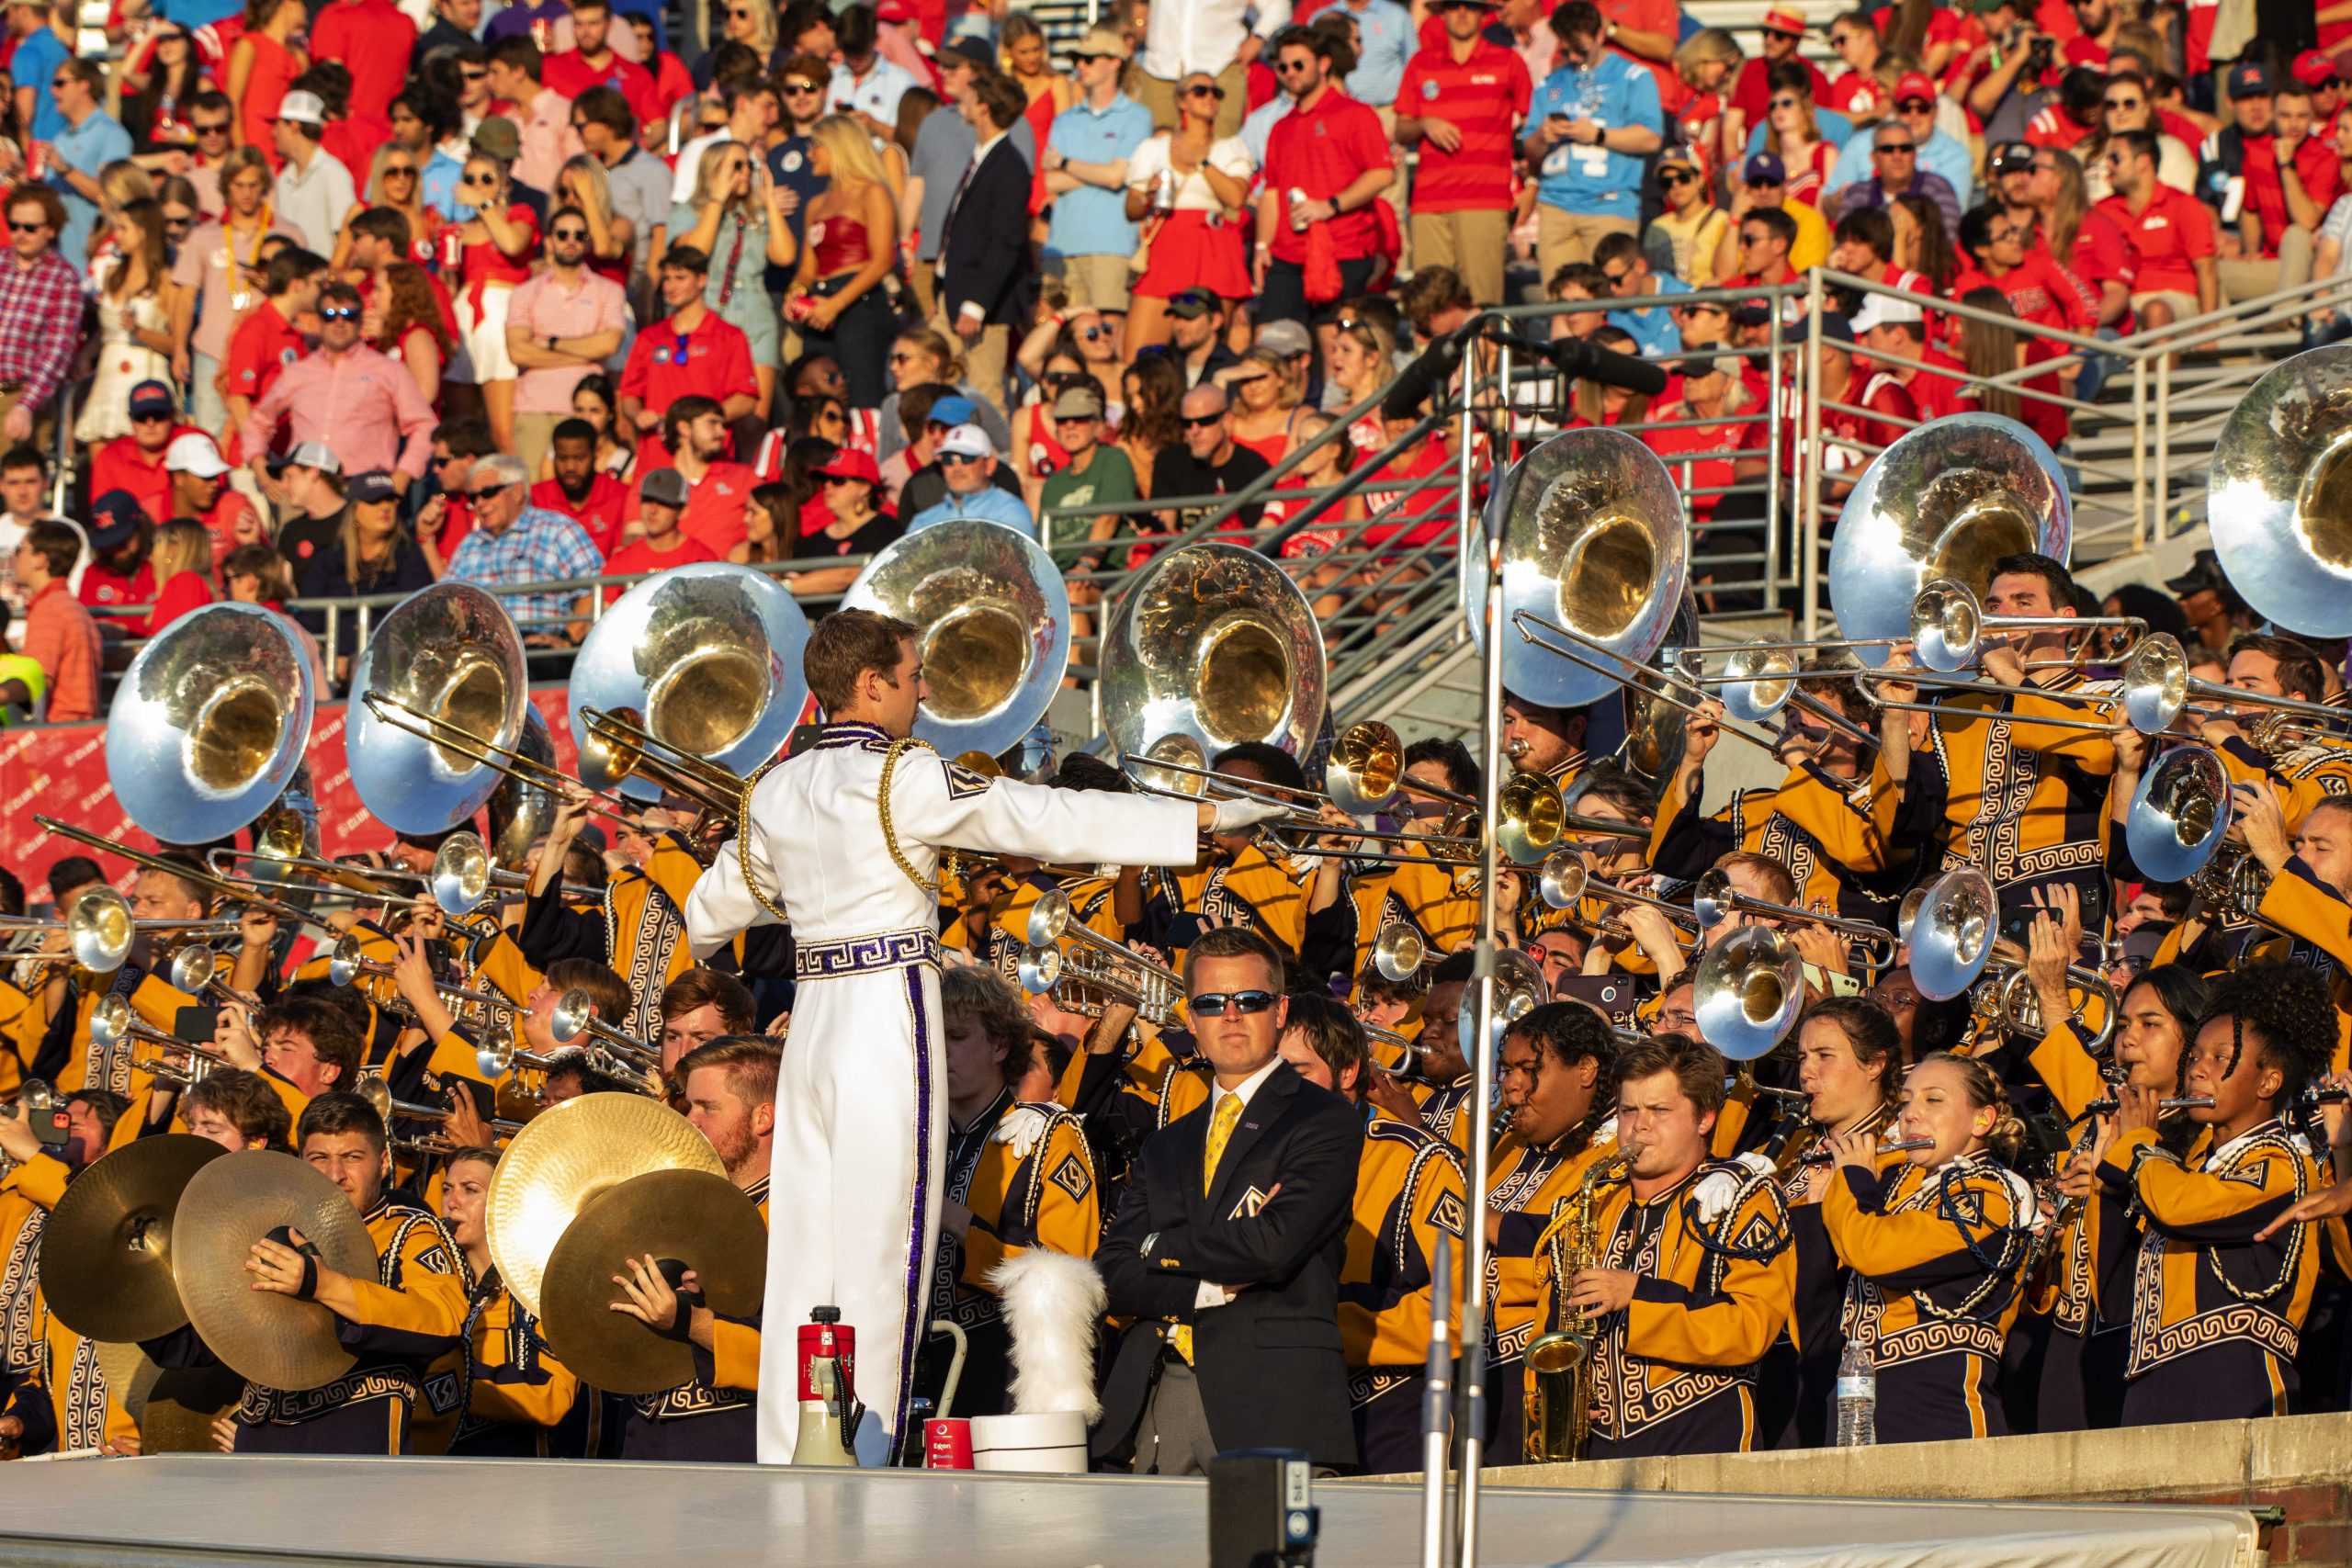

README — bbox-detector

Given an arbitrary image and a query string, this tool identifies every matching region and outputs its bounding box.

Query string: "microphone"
[1379,330,1472,421]
[1478,326,1670,398]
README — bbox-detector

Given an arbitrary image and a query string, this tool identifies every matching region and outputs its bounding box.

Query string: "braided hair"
[2199,963,2336,1108]
[1911,1050,2027,1166]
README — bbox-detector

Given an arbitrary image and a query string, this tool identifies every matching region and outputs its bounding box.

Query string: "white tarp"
[0,1456,2256,1568]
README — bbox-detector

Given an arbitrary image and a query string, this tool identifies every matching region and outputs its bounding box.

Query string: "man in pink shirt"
[240,279,437,492]
[487,35,586,198]
[15,519,97,722]
[503,207,628,473]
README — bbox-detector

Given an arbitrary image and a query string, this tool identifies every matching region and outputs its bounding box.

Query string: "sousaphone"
[106,602,316,845]
[842,520,1070,761]
[1099,539,1325,788]
[345,582,530,835]
[1828,413,2070,668]
[2209,344,2352,637]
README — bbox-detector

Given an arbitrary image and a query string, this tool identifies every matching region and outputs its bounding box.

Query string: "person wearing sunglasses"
[1758,65,1836,207]
[240,279,438,503]
[903,422,1035,536]
[503,203,629,475]
[1823,120,1961,241]
[1093,923,1364,1475]
[1041,27,1153,348]
[1120,72,1254,352]
[37,57,131,270]
[2077,72,2195,203]
[1390,0,1523,307]
[1824,71,1967,217]
[1254,25,1394,324]
[1523,1,1662,288]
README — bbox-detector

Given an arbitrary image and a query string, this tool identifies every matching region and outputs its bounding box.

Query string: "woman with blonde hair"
[332,142,438,268]
[1673,28,1744,175]
[78,198,181,443]
[1222,347,1308,466]
[781,115,900,412]
[1001,13,1074,114]
[1763,71,1834,205]
[143,519,219,637]
[717,0,777,62]
[452,152,541,449]
[555,152,633,283]
[671,137,797,412]
[879,323,1012,457]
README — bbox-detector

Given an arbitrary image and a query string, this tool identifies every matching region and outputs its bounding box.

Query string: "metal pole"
[1453,333,1480,621]
[1764,297,1784,615]
[2131,356,2148,550]
[1419,1232,1454,1568]
[1799,274,1825,636]
[2154,350,2172,538]
[1454,338,1510,1568]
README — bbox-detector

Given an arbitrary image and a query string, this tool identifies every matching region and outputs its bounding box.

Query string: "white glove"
[1690,1168,1742,1224]
[990,1105,1050,1160]
[1732,1150,1778,1180]
[1207,797,1291,835]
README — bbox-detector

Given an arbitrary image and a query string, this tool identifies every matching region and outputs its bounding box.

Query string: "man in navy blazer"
[933,72,1033,423]
[1093,926,1364,1472]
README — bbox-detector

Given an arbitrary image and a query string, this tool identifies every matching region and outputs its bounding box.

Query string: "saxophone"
[1522,1142,1636,1463]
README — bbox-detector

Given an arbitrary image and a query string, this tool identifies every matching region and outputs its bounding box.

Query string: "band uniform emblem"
[1229,1185,1272,1220]
[1048,1151,1091,1202]
[1427,1190,1467,1239]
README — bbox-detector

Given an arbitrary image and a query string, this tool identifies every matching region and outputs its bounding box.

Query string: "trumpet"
[325,933,520,1026]
[548,988,663,1079]
[427,829,603,919]
[1797,1135,1934,1166]
[90,997,233,1086]
[1363,1020,1429,1076]
[165,943,260,1012]
[1976,944,2120,1051]
[1691,868,1897,964]
[1019,940,1182,1024]
[355,1077,527,1154]
[1536,857,1701,930]
[0,886,137,974]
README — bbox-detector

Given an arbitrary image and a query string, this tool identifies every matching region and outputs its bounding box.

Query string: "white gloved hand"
[990,1105,1051,1160]
[1732,1150,1778,1180]
[1690,1168,1742,1224]
[1207,798,1292,835]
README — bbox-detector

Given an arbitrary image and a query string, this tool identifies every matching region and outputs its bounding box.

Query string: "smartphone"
[174,1003,220,1044]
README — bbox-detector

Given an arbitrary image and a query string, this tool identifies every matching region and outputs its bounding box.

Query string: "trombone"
[358,691,659,839]
[0,886,138,974]
[325,933,521,1027]
[165,943,261,1012]
[1124,750,1487,853]
[89,996,234,1086]
[1018,935,1182,1025]
[1691,867,1898,964]
[575,705,752,822]
[34,818,341,936]
[1536,857,1702,931]
[1906,578,2144,675]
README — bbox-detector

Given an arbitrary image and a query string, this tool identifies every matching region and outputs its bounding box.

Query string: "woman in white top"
[1123,70,1255,356]
[78,198,183,444]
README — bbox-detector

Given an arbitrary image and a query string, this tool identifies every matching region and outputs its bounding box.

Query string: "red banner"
[0,690,582,902]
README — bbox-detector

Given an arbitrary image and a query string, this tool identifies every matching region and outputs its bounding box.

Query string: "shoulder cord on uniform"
[736,754,791,921]
[2195,1130,2310,1304]
[878,738,938,896]
[1909,1160,2030,1322]
[1678,1167,1791,1266]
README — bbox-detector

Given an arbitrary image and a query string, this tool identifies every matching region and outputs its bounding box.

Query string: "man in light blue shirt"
[7,4,69,146]
[1596,231,1687,358]
[907,424,1035,536]
[1524,0,1660,285]
[1044,28,1155,324]
[1337,0,1414,107]
[1239,80,1295,169]
[42,60,130,268]
[1824,71,1972,205]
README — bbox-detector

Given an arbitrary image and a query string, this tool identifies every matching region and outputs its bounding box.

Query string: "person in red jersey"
[1393,0,1529,306]
[528,417,631,555]
[616,245,759,470]
[2098,127,2214,336]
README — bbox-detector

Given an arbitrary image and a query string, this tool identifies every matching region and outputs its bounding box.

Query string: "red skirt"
[1134,209,1253,300]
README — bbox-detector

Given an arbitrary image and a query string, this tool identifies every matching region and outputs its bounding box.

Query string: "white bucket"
[968,1411,1089,1473]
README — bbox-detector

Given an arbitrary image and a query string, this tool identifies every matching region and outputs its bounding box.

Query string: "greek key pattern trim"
[794,927,942,980]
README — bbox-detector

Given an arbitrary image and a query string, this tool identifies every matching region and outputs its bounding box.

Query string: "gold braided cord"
[879,737,939,895]
[738,757,790,921]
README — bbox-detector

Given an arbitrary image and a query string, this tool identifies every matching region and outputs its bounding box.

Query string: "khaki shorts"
[1061,253,1133,313]
[2128,288,2199,321]
[1534,208,1636,288]
[1410,209,1511,305]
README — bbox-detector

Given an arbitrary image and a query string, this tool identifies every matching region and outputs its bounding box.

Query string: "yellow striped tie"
[1169,1095,1246,1366]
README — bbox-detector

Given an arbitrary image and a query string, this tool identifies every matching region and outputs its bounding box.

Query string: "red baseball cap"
[1894,71,1937,104]
[1759,7,1807,33]
[875,0,912,21]
[2294,49,2342,86]
[813,447,882,487]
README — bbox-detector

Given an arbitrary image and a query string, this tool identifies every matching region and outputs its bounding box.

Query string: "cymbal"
[539,1169,767,1395]
[170,1150,377,1392]
[42,1134,226,1342]
[94,1341,242,1454]
[485,1091,724,1319]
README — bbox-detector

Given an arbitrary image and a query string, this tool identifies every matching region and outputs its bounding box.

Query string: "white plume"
[988,1250,1106,1423]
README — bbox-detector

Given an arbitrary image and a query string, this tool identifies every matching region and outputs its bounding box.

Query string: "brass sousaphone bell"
[842,520,1070,762]
[2208,343,2352,637]
[106,602,317,845]
[1099,539,1325,792]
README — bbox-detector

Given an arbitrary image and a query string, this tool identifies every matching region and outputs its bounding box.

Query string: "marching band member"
[608,1037,775,1461]
[2090,965,2335,1425]
[440,1145,604,1459]
[1766,996,1902,1448]
[1276,989,1468,1475]
[1360,739,1483,960]
[2199,636,2352,820]
[1093,929,1363,1475]
[1484,1002,1619,1465]
[1500,691,1587,789]
[181,1068,296,1152]
[0,1089,136,1456]
[525,790,718,1042]
[2030,960,2207,1433]
[1408,953,1477,1155]
[1535,1032,1796,1458]
[148,1091,470,1455]
[926,967,1100,1419]
[683,609,1264,1464]
[1149,742,1317,963]
[656,968,757,1082]
[387,939,627,1111]
[1819,1052,2035,1443]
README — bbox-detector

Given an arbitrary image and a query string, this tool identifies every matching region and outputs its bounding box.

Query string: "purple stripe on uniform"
[895,963,934,1447]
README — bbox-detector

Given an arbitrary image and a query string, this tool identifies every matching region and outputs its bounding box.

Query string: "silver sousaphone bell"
[345,582,530,835]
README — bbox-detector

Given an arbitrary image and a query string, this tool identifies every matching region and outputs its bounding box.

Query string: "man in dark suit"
[933,72,1033,424]
[1093,927,1365,1473]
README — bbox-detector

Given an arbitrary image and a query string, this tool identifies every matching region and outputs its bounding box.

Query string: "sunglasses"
[1770,95,1799,108]
[1275,58,1315,73]
[784,80,821,93]
[1874,141,1916,153]
[1185,83,1225,99]
[1189,989,1278,1016]
[1078,325,1108,341]
[461,66,489,80]
[1895,98,1932,112]
[164,215,194,231]
[1739,231,1771,245]
[1225,373,1269,388]
[194,120,231,135]
[2104,96,2143,108]
[550,227,589,241]
[1054,412,1100,425]
[131,411,172,423]
[384,163,418,176]
[1182,412,1224,428]
[1661,169,1694,186]
[469,481,515,499]
[940,452,986,466]
[319,305,361,321]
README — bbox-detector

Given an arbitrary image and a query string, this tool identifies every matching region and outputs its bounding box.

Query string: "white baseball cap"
[1849,294,1925,333]
[276,89,328,126]
[937,423,994,460]
[164,431,230,479]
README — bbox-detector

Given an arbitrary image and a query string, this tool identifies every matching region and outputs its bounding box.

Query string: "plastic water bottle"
[1834,1341,1877,1447]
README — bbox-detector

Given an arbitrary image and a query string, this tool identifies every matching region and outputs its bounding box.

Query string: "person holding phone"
[452,151,542,450]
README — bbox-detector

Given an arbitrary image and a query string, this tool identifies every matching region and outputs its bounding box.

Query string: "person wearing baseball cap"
[85,380,195,529]
[1826,71,1970,210]
[1814,309,1917,487]
[269,87,357,264]
[1048,28,1153,327]
[1725,152,1830,275]
[905,423,1035,536]
[163,433,256,569]
[602,464,719,600]
[1729,6,1830,129]
[76,490,157,613]
[1037,381,1136,542]
[1849,292,1970,419]
[794,447,898,592]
